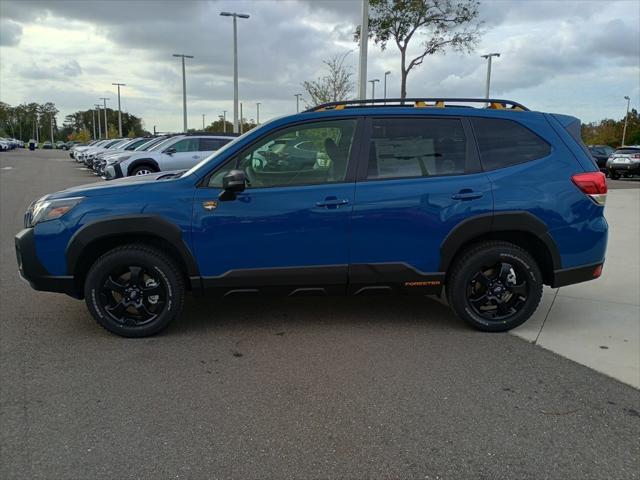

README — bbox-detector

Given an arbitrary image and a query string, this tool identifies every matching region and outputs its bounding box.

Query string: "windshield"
[149,137,180,152]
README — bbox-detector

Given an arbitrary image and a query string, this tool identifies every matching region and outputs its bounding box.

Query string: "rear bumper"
[550,262,604,288]
[15,228,81,298]
[609,163,640,174]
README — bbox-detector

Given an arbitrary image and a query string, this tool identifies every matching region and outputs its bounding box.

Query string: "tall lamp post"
[99,97,109,139]
[256,102,261,125]
[94,104,102,139]
[294,93,302,113]
[220,11,250,134]
[91,108,97,140]
[112,83,126,136]
[222,110,227,133]
[369,79,379,99]
[622,95,631,147]
[202,114,206,130]
[383,71,391,99]
[239,102,244,134]
[357,0,369,100]
[173,54,194,132]
[481,53,500,103]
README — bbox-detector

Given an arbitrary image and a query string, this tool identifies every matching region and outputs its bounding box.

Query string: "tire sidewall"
[449,246,542,332]
[85,249,181,337]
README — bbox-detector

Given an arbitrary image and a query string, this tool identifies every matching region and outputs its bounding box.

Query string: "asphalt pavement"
[1,149,638,480]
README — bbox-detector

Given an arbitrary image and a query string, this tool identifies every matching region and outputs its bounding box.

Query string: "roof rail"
[306,97,529,112]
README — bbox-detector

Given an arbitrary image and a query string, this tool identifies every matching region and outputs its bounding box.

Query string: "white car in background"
[70,140,102,160]
[103,134,233,179]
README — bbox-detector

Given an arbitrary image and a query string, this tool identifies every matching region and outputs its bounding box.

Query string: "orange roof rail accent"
[334,104,345,110]
[489,102,505,109]
[414,101,426,108]
[435,100,445,108]
[511,105,525,111]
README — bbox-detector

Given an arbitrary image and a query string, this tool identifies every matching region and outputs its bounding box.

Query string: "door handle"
[316,198,350,208]
[451,190,483,201]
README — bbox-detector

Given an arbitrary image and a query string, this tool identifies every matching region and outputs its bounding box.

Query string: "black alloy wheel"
[85,245,184,337]
[447,241,543,332]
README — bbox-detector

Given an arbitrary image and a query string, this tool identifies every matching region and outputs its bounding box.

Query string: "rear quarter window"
[471,118,551,171]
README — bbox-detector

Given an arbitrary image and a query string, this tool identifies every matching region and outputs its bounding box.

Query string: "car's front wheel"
[447,241,543,332]
[130,165,157,176]
[84,245,184,337]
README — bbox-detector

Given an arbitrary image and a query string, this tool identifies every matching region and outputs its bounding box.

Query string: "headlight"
[107,155,131,165]
[26,197,84,227]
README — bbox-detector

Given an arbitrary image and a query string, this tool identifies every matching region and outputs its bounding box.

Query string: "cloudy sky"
[0,0,638,132]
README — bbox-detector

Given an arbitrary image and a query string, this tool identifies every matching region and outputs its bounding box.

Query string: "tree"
[301,53,354,106]
[356,0,483,98]
[581,109,640,147]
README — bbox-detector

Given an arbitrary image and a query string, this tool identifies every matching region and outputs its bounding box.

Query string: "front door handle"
[451,190,483,201]
[316,197,350,208]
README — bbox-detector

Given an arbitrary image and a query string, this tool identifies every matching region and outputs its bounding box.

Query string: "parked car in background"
[587,145,614,173]
[15,97,608,337]
[96,136,172,177]
[607,146,640,179]
[64,141,82,150]
[55,141,66,149]
[91,137,158,173]
[0,138,10,151]
[103,133,233,179]
[81,139,128,166]
[72,140,107,161]
[42,141,53,149]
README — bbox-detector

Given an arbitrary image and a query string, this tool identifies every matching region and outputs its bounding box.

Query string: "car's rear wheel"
[609,170,620,180]
[447,241,543,332]
[131,165,156,176]
[84,245,184,337]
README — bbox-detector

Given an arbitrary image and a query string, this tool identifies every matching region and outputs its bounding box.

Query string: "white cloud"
[0,0,638,132]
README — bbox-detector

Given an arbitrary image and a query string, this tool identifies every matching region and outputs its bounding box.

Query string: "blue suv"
[15,98,608,337]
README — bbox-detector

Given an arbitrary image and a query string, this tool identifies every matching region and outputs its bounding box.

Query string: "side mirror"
[165,147,176,155]
[219,169,246,201]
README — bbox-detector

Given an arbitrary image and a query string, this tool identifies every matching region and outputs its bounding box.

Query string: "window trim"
[354,115,481,183]
[198,117,366,189]
[469,116,552,172]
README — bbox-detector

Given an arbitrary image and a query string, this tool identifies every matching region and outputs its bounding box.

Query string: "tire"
[609,170,619,180]
[84,244,185,337]
[130,165,157,176]
[447,241,543,332]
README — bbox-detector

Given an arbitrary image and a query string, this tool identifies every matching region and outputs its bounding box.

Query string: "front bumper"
[103,163,124,180]
[15,228,81,298]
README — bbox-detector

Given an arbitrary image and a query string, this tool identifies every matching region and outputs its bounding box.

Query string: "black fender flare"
[439,211,561,272]
[127,158,159,176]
[65,215,200,277]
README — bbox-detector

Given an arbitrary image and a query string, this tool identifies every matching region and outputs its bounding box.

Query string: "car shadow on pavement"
[171,294,470,337]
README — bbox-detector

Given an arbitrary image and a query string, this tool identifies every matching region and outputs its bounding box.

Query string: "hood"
[46,171,176,200]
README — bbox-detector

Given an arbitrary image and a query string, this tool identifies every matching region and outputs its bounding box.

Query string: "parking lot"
[1,149,639,479]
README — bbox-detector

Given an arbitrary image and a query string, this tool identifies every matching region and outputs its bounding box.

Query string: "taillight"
[633,153,640,159]
[571,172,607,205]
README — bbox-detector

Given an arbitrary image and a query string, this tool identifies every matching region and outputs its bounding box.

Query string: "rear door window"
[471,118,551,170]
[199,138,230,151]
[365,118,467,179]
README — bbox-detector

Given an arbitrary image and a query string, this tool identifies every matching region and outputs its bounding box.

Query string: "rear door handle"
[451,191,484,201]
[316,198,350,208]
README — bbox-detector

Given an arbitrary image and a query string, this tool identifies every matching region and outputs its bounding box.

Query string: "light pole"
[369,79,379,99]
[94,104,102,139]
[220,11,250,134]
[383,71,391,99]
[91,108,96,140]
[222,110,227,133]
[50,114,54,143]
[100,97,109,138]
[481,53,500,102]
[294,93,302,112]
[357,0,369,100]
[172,54,194,132]
[112,83,126,136]
[202,114,206,130]
[256,102,261,124]
[240,102,244,134]
[622,96,631,147]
